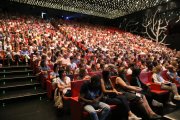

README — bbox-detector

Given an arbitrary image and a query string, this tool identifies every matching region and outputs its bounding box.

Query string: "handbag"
[54,88,63,109]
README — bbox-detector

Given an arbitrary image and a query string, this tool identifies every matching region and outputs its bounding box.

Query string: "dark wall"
[166,21,180,50]
[112,0,180,50]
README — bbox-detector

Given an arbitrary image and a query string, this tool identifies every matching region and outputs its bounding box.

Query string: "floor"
[0,97,70,120]
[0,97,179,120]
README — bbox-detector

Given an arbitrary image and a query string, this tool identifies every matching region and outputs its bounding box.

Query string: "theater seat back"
[126,74,132,83]
[71,80,89,97]
[139,72,152,84]
[88,71,102,77]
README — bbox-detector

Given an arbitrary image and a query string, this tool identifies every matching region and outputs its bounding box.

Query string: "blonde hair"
[153,65,162,73]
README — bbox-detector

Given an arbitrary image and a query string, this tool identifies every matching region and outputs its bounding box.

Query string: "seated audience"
[130,67,163,107]
[152,65,180,106]
[115,68,162,119]
[101,70,142,120]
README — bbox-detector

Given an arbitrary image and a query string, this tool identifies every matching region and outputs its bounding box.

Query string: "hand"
[91,99,98,103]
[136,87,142,92]
[164,81,171,84]
[146,83,151,86]
[95,109,102,112]
[116,91,123,95]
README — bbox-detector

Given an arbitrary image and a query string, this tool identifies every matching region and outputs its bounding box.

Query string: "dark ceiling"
[9,0,172,19]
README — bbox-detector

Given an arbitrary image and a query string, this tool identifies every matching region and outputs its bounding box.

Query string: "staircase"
[0,65,47,106]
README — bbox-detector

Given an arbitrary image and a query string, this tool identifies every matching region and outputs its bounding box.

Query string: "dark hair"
[132,67,141,76]
[102,70,110,82]
[90,75,101,89]
[147,63,153,71]
[53,63,59,71]
[58,69,65,79]
[79,68,87,79]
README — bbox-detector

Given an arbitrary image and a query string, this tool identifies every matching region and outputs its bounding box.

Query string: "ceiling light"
[9,0,171,19]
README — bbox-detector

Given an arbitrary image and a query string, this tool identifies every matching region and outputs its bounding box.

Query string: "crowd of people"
[0,12,180,120]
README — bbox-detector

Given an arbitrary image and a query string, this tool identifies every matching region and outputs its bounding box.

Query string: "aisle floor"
[0,97,179,120]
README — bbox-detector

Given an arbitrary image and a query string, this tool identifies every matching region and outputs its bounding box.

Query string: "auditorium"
[0,0,180,120]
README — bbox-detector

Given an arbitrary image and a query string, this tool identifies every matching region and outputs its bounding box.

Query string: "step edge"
[0,66,31,69]
[0,70,33,74]
[0,92,47,101]
[0,82,40,89]
[0,76,37,80]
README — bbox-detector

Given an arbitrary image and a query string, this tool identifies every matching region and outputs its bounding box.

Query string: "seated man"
[79,75,110,120]
[152,65,180,106]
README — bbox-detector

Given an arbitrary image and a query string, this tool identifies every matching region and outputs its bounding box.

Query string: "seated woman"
[20,47,30,64]
[39,60,51,79]
[50,63,60,89]
[129,67,163,107]
[152,65,180,105]
[56,69,71,97]
[115,69,161,119]
[79,75,110,120]
[91,64,98,72]
[13,47,21,65]
[5,47,13,66]
[101,70,142,120]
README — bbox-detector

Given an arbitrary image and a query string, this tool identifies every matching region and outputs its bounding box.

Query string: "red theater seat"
[139,72,168,95]
[70,80,88,120]
[46,80,54,99]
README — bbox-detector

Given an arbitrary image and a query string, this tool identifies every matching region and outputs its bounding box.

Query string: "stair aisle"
[0,65,47,105]
[0,64,70,120]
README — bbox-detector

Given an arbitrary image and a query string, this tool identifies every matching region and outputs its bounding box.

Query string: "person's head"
[53,63,59,72]
[79,68,87,78]
[128,63,135,69]
[153,65,162,73]
[41,54,47,61]
[118,66,126,74]
[91,64,97,71]
[96,63,101,70]
[58,69,66,79]
[90,75,101,89]
[132,67,141,76]
[6,47,10,51]
[147,63,153,71]
[47,51,52,57]
[168,65,176,72]
[102,70,110,82]
[22,47,26,51]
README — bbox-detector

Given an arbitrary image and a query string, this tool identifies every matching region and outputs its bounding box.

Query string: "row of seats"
[70,71,180,120]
